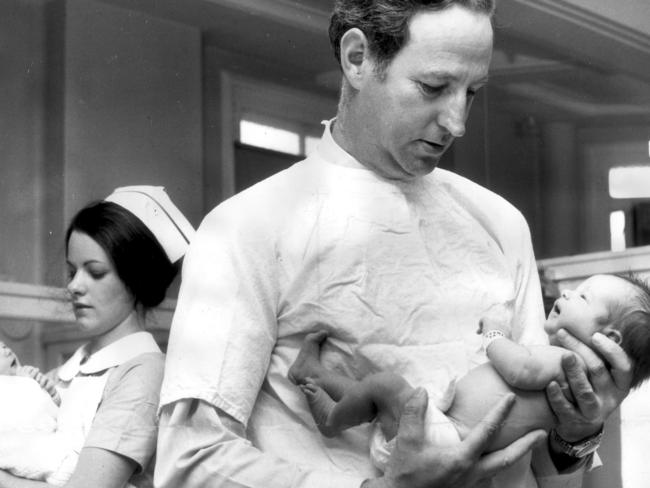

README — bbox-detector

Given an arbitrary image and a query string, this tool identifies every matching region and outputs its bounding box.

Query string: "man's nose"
[437,95,467,138]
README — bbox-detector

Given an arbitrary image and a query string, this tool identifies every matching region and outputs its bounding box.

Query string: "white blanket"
[0,376,57,433]
[0,373,107,486]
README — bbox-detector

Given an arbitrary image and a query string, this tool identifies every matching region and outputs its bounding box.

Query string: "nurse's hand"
[546,329,632,443]
[363,389,546,488]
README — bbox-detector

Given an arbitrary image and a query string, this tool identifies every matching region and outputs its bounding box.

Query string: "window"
[609,165,650,199]
[621,383,650,487]
[239,120,301,155]
[239,118,321,157]
[609,210,626,251]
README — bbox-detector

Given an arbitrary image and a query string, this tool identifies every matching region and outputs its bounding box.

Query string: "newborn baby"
[0,341,77,485]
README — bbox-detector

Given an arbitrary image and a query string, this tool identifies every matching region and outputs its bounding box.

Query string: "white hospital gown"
[157,121,586,488]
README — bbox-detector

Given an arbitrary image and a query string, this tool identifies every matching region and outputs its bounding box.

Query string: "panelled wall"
[0,0,203,366]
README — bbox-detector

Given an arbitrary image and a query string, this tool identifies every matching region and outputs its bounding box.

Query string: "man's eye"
[419,82,444,96]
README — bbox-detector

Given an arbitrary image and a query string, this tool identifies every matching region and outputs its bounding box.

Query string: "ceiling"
[101,0,650,124]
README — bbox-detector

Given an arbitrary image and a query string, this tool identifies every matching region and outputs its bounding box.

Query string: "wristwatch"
[549,427,603,458]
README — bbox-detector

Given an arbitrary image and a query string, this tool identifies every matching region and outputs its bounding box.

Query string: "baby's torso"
[449,362,556,452]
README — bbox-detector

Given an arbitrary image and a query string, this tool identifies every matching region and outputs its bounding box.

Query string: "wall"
[0,0,204,367]
[61,0,203,267]
[0,0,45,285]
[453,91,545,255]
[0,0,48,367]
[579,125,650,254]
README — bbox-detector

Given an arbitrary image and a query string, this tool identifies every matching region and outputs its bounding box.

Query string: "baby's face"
[0,342,18,374]
[544,275,634,346]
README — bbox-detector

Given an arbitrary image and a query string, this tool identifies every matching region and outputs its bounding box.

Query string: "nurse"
[0,186,194,488]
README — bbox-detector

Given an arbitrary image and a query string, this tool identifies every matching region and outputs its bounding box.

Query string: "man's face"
[353,6,493,180]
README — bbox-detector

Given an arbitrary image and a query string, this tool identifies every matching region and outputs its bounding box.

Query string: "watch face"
[573,443,598,458]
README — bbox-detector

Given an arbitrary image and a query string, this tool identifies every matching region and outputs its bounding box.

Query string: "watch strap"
[550,426,603,458]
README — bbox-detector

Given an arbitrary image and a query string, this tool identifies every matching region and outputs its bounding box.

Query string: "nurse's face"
[66,231,135,335]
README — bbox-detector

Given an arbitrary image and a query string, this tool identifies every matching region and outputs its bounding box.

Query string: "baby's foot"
[300,379,338,437]
[288,331,328,385]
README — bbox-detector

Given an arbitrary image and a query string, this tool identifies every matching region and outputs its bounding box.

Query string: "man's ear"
[603,328,623,344]
[339,28,371,90]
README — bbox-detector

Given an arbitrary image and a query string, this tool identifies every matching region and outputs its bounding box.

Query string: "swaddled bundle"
[0,356,78,486]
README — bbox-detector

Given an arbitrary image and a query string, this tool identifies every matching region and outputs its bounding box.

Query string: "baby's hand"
[477,316,511,336]
[477,302,513,336]
[16,365,61,406]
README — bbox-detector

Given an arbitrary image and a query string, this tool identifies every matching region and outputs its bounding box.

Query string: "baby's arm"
[16,365,61,406]
[486,338,567,390]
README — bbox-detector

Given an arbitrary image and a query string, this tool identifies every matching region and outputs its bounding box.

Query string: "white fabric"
[0,332,161,486]
[0,373,107,486]
[57,331,161,381]
[105,185,194,262]
[370,385,460,471]
[0,376,58,433]
[158,120,576,488]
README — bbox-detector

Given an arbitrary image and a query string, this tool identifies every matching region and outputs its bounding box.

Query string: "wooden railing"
[2,244,650,328]
[0,280,176,328]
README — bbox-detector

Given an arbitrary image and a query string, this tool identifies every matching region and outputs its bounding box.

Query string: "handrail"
[2,246,650,328]
[0,281,176,328]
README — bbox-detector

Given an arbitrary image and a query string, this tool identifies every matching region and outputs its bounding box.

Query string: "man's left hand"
[546,329,633,442]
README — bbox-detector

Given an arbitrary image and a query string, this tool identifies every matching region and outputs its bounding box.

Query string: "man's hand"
[546,329,632,442]
[365,388,546,488]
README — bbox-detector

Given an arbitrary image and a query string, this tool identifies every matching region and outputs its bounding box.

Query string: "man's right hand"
[365,388,546,488]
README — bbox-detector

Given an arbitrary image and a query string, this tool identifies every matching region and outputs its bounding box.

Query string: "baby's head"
[545,273,650,389]
[0,341,19,375]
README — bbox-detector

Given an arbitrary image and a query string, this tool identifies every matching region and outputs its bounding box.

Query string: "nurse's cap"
[105,186,195,263]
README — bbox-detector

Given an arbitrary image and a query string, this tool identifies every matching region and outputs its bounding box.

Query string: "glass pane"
[621,383,650,487]
[609,210,626,251]
[240,120,301,156]
[609,166,650,199]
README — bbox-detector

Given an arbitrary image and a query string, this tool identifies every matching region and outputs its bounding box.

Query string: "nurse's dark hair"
[65,201,177,311]
[610,273,650,389]
[329,0,495,75]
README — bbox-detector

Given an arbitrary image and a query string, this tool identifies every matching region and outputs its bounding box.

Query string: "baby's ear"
[604,328,623,344]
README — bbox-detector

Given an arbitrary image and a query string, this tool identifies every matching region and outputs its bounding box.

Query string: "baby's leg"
[288,331,356,400]
[306,372,413,439]
[299,379,340,437]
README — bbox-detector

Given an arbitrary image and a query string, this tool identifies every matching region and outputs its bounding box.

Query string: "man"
[155,1,631,487]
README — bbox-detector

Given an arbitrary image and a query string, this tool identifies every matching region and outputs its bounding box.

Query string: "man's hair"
[329,0,495,75]
[611,273,650,389]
